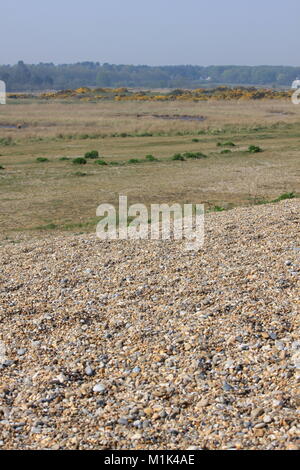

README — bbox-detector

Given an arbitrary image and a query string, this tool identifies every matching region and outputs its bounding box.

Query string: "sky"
[1,0,299,66]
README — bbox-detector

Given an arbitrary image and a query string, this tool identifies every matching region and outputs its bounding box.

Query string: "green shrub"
[217,141,235,147]
[171,153,185,161]
[212,205,225,212]
[0,165,5,170]
[128,158,141,164]
[192,138,200,142]
[137,132,153,137]
[182,152,192,159]
[36,157,49,162]
[182,152,207,159]
[84,150,99,159]
[145,154,158,161]
[220,149,232,154]
[109,161,122,166]
[224,141,235,147]
[73,157,87,165]
[248,145,262,153]
[272,192,295,202]
[59,156,70,161]
[95,159,108,166]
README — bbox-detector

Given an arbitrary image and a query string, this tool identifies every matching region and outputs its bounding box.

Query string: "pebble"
[251,408,264,420]
[263,415,272,424]
[17,349,26,356]
[85,366,95,376]
[118,417,129,426]
[31,427,42,434]
[92,384,106,394]
[56,373,67,384]
[223,382,234,392]
[275,341,285,351]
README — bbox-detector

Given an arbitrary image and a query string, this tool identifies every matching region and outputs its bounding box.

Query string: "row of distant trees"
[1,61,300,91]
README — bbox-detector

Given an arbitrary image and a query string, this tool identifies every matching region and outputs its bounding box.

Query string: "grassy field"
[0,98,299,242]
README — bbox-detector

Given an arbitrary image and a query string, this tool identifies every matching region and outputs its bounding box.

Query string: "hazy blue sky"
[1,0,299,66]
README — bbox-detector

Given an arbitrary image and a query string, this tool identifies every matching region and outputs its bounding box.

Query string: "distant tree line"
[1,61,300,91]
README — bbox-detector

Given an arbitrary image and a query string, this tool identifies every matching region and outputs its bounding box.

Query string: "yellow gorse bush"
[25,87,294,102]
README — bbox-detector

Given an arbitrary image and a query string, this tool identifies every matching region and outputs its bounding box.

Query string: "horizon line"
[1,62,300,68]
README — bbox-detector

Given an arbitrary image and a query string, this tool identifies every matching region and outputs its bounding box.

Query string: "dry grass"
[0,98,299,241]
[1,99,300,139]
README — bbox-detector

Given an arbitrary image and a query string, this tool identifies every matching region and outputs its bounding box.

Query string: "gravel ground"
[0,200,299,450]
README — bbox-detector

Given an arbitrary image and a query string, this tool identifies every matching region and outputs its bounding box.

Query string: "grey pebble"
[118,417,129,426]
[31,427,42,434]
[223,382,234,392]
[85,366,95,376]
[17,348,26,356]
[269,332,277,340]
[93,383,106,393]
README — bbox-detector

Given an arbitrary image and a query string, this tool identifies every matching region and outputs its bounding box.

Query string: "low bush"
[272,192,295,202]
[212,205,225,212]
[137,132,153,137]
[59,156,70,161]
[73,157,87,165]
[171,153,185,161]
[145,154,158,161]
[36,157,49,162]
[248,145,262,153]
[217,141,235,147]
[220,149,232,154]
[84,150,99,159]
[128,158,141,164]
[182,152,207,159]
[95,159,108,166]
